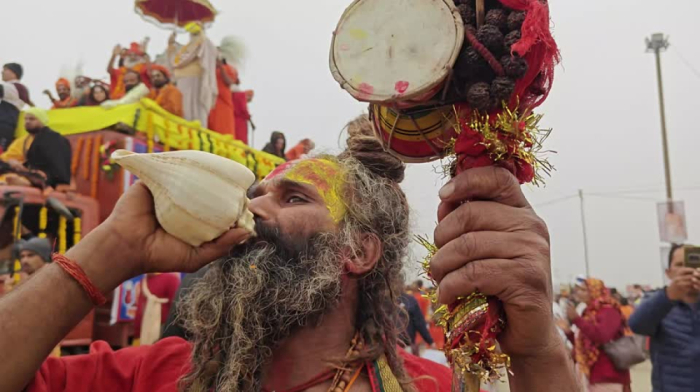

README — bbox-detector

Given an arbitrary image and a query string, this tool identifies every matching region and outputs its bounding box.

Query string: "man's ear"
[345,233,382,276]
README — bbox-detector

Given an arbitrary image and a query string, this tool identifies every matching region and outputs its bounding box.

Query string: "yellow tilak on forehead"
[268,159,347,223]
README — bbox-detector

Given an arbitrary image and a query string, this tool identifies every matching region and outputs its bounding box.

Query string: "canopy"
[135,0,217,29]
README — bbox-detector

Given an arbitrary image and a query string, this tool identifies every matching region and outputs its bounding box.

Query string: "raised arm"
[431,167,582,392]
[107,45,122,74]
[0,183,250,392]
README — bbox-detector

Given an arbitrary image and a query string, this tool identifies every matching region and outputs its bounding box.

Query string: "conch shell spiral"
[111,150,256,246]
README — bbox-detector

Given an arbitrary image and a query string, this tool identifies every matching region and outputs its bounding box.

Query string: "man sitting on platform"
[4,108,72,188]
[148,65,183,117]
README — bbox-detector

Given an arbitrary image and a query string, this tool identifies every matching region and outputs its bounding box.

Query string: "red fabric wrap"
[53,253,107,306]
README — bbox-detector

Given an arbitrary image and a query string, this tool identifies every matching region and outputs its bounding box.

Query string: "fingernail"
[439,182,455,199]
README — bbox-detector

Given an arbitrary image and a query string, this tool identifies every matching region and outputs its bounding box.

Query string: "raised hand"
[430,166,557,358]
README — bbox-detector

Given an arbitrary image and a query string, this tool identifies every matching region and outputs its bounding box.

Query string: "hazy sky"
[3,0,700,289]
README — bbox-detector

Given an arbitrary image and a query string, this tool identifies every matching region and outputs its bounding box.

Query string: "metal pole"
[646,33,673,202]
[579,189,591,277]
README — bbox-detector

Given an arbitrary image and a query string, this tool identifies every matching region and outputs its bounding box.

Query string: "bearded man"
[101,70,150,109]
[44,78,78,109]
[148,65,184,117]
[0,117,580,392]
[107,41,151,99]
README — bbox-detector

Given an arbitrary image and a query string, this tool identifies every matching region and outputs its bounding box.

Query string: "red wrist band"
[52,253,107,306]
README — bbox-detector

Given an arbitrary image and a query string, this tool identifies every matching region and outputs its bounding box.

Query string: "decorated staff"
[330,0,559,389]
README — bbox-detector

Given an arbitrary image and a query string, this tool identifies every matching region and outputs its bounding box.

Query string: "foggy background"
[3,0,700,289]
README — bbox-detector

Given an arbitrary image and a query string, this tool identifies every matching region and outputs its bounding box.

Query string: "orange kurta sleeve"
[162,86,183,118]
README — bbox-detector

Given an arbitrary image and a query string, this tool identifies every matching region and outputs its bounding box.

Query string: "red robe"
[207,65,237,136]
[28,337,459,392]
[132,273,181,339]
[232,91,251,144]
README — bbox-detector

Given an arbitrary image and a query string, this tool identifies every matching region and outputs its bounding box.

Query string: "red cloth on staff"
[27,337,461,391]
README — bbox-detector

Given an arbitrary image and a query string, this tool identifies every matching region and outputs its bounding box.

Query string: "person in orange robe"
[207,59,238,135]
[285,139,315,161]
[107,42,151,100]
[43,78,77,109]
[147,65,183,118]
[232,89,253,144]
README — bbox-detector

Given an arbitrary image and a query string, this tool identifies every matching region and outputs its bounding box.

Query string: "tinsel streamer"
[58,216,67,254]
[38,207,48,239]
[73,217,82,245]
[91,135,102,198]
[82,137,93,181]
[146,112,155,153]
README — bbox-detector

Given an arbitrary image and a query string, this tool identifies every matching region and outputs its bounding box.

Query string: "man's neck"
[263,281,358,391]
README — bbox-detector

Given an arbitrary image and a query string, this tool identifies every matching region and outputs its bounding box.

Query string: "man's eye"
[286,195,307,204]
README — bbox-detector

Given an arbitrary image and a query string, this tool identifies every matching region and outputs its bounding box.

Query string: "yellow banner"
[16,100,284,179]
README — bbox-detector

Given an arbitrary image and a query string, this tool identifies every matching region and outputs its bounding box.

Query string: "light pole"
[646,33,673,202]
[579,189,590,277]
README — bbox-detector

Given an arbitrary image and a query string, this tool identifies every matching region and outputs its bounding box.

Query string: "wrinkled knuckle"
[493,166,518,190]
[458,232,479,259]
[429,252,446,282]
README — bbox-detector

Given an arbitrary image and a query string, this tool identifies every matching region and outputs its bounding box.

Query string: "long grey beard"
[178,232,347,392]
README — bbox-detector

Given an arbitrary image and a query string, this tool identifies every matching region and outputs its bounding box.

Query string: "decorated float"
[2,98,283,349]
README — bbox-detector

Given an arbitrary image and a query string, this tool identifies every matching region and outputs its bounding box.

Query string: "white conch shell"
[111,149,256,247]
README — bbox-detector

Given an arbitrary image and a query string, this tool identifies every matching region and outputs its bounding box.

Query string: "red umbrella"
[135,0,217,29]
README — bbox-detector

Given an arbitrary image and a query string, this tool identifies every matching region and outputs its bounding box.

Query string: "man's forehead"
[264,158,343,183]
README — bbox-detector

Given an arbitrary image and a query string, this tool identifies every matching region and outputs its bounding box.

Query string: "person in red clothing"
[132,273,180,346]
[564,278,631,392]
[0,116,580,392]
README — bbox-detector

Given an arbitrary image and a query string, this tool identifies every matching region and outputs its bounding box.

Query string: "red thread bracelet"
[52,253,107,306]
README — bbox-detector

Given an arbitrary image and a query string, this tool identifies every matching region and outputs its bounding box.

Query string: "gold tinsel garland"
[416,234,510,385]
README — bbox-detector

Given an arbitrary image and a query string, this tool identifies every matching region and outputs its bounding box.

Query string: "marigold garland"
[12,206,21,284]
[82,137,93,181]
[163,120,171,152]
[38,206,48,239]
[146,112,155,153]
[73,217,82,245]
[91,135,102,198]
[58,215,67,254]
[71,137,84,176]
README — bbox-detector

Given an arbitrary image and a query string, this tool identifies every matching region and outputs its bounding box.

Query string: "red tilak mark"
[394,81,409,94]
[340,44,350,51]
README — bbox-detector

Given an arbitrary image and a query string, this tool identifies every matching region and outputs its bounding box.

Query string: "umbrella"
[135,0,217,29]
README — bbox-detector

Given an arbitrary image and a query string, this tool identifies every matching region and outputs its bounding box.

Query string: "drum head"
[331,0,464,104]
[371,104,458,163]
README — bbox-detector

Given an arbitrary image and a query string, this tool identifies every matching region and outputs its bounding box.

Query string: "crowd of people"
[1,22,256,149]
[551,244,700,392]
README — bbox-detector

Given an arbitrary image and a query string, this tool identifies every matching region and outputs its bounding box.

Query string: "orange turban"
[150,64,171,79]
[56,78,71,89]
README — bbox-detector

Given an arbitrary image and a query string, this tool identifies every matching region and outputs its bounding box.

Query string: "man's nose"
[248,194,277,222]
